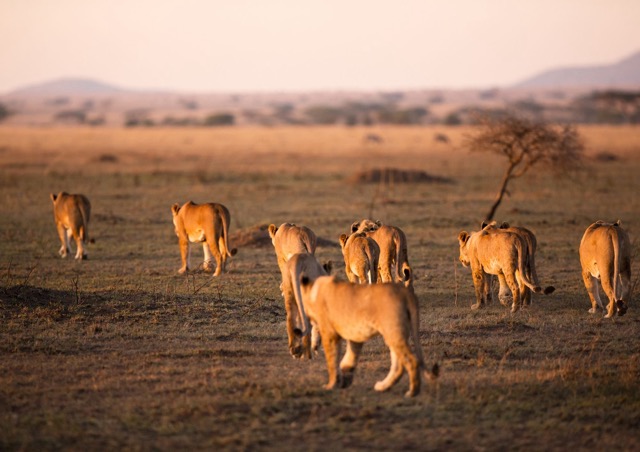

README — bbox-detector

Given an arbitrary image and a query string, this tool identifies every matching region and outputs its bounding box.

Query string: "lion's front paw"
[178,267,187,274]
[374,381,390,392]
[324,379,341,390]
[404,387,419,398]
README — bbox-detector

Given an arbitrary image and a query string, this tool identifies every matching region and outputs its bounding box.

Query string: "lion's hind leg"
[311,324,321,355]
[339,341,363,388]
[203,240,223,276]
[505,272,522,313]
[57,224,70,258]
[71,228,86,260]
[374,348,403,393]
[599,269,618,318]
[582,270,604,314]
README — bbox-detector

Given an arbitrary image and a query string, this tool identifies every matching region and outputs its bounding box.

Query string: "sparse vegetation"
[204,112,235,126]
[0,125,639,450]
[466,115,585,221]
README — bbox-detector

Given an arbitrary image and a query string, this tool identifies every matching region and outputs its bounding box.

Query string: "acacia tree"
[466,115,584,221]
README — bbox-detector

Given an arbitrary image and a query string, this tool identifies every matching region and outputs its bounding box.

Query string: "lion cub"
[339,232,380,284]
[298,268,432,397]
[579,220,631,318]
[50,192,91,260]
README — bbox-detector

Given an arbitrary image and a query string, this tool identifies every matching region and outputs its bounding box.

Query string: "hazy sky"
[1,0,639,93]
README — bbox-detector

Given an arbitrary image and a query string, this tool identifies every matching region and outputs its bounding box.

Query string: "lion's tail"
[78,203,90,243]
[365,247,378,284]
[404,267,439,382]
[393,230,405,283]
[516,239,542,293]
[611,226,621,302]
[290,260,311,338]
[221,209,237,257]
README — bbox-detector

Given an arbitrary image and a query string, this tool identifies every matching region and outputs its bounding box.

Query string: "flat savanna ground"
[1,126,639,451]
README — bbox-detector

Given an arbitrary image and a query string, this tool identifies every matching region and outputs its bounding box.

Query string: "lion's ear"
[50,193,57,202]
[323,261,332,274]
[615,220,622,227]
[268,224,278,238]
[339,233,348,248]
[375,220,382,227]
[351,221,360,233]
[499,222,509,229]
[481,221,488,229]
[402,263,412,283]
[171,204,181,215]
[458,231,469,244]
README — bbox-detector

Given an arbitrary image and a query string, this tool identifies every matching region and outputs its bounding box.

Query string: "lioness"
[297,267,433,397]
[50,192,91,260]
[268,223,318,358]
[458,222,543,313]
[579,220,631,318]
[482,221,555,306]
[351,219,410,283]
[339,232,380,284]
[171,201,237,276]
[285,253,331,358]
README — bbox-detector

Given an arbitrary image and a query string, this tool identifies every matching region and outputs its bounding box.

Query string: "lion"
[268,223,318,358]
[351,219,410,283]
[171,201,237,276]
[579,220,632,318]
[284,253,332,358]
[339,232,380,284]
[458,222,544,313]
[297,266,436,397]
[50,192,91,260]
[482,221,555,306]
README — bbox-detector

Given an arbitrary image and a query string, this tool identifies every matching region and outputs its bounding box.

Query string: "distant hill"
[8,77,124,95]
[515,50,640,88]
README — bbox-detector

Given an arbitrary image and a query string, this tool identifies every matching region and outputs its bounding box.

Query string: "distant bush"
[162,116,199,126]
[204,113,235,126]
[443,113,462,126]
[124,109,155,127]
[378,107,428,125]
[0,103,10,122]
[54,110,86,124]
[125,118,155,127]
[304,106,342,125]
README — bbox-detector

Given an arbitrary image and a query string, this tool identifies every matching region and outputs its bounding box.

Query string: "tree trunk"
[485,166,514,222]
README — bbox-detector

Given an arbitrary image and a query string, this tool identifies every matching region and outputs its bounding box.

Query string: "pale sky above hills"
[1,0,639,94]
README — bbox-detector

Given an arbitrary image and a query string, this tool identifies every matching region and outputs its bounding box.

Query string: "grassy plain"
[1,125,639,450]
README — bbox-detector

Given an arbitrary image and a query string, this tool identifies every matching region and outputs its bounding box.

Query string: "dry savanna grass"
[1,125,640,450]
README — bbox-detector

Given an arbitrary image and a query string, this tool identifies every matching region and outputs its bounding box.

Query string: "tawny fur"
[285,253,330,358]
[579,220,632,318]
[298,273,431,397]
[50,192,91,260]
[482,221,555,306]
[268,223,318,358]
[171,201,237,276]
[339,232,380,284]
[458,222,543,313]
[351,219,410,283]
